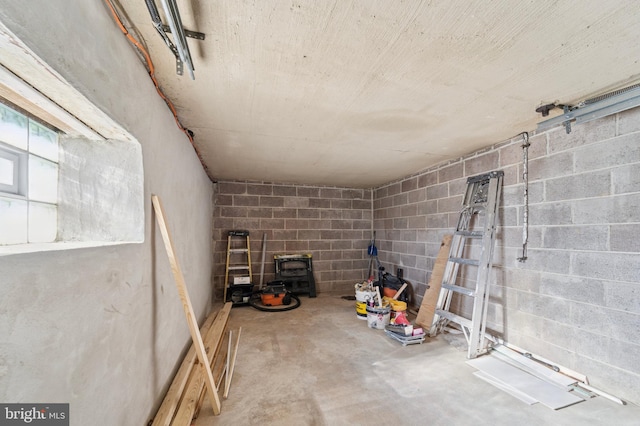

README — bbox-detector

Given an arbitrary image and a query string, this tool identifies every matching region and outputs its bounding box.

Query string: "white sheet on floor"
[473,371,538,405]
[491,345,578,388]
[467,356,584,410]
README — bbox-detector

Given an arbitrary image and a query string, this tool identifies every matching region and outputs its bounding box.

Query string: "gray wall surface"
[58,137,145,243]
[374,110,640,405]
[0,2,214,425]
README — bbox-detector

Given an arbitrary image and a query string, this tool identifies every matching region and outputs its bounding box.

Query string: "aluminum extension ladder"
[223,230,253,302]
[430,170,504,359]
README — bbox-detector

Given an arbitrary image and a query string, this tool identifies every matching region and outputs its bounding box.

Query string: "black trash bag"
[373,272,410,303]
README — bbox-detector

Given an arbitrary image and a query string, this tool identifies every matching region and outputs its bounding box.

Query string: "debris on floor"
[351,275,626,410]
[353,280,425,345]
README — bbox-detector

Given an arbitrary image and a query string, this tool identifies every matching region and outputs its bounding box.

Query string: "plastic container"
[355,290,376,318]
[366,305,391,329]
[355,301,368,320]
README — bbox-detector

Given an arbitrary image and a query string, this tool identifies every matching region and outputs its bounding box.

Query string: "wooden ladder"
[223,230,253,303]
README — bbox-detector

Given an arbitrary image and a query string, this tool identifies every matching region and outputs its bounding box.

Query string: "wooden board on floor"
[172,303,232,424]
[415,235,452,330]
[224,327,242,398]
[152,195,222,416]
[151,310,218,426]
[193,324,231,420]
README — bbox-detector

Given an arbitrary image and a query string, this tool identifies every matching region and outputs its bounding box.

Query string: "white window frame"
[0,103,59,246]
[0,143,25,195]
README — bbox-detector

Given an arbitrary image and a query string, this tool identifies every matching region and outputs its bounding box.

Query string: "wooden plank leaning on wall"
[151,195,230,421]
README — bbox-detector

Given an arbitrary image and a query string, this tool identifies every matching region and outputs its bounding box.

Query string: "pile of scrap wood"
[151,302,240,425]
[415,234,451,334]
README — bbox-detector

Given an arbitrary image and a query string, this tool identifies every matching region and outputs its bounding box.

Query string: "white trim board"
[0,21,133,142]
[473,371,538,405]
[467,356,584,410]
[491,345,578,388]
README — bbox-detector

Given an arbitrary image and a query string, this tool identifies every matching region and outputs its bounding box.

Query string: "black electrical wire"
[249,292,301,312]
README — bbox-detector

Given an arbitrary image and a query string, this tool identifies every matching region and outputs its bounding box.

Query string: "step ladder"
[223,230,253,303]
[430,170,504,359]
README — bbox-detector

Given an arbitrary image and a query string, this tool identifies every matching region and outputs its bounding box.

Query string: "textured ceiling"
[118,0,640,188]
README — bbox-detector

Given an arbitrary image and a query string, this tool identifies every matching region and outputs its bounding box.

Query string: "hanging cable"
[517,132,530,262]
[102,0,214,181]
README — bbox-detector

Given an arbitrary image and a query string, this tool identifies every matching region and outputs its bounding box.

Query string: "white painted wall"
[0,1,214,425]
[57,137,145,244]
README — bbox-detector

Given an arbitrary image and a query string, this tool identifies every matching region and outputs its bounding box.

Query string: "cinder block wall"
[374,108,640,405]
[212,181,372,297]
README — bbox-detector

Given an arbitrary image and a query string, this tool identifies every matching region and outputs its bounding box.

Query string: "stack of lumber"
[151,302,233,426]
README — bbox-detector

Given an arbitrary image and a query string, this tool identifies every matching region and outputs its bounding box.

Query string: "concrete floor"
[195,295,639,426]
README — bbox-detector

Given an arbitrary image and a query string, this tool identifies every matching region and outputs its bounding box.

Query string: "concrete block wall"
[213,181,372,297]
[374,109,640,405]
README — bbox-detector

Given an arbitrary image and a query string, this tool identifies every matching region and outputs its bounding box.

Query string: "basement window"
[0,26,144,256]
[0,102,59,245]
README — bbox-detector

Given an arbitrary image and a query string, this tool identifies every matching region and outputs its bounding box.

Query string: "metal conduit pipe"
[517,132,530,262]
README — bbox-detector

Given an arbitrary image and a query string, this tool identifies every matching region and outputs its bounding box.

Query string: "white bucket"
[355,290,375,303]
[355,290,375,319]
[366,305,390,330]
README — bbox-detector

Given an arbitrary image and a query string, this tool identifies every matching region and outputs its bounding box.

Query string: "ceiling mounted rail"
[161,24,205,41]
[145,0,203,79]
[536,83,640,134]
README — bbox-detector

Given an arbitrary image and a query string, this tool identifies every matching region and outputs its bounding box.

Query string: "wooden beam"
[194,329,230,420]
[151,310,217,426]
[224,327,242,398]
[223,330,233,397]
[392,283,408,300]
[151,195,221,416]
[416,235,452,330]
[173,303,231,423]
